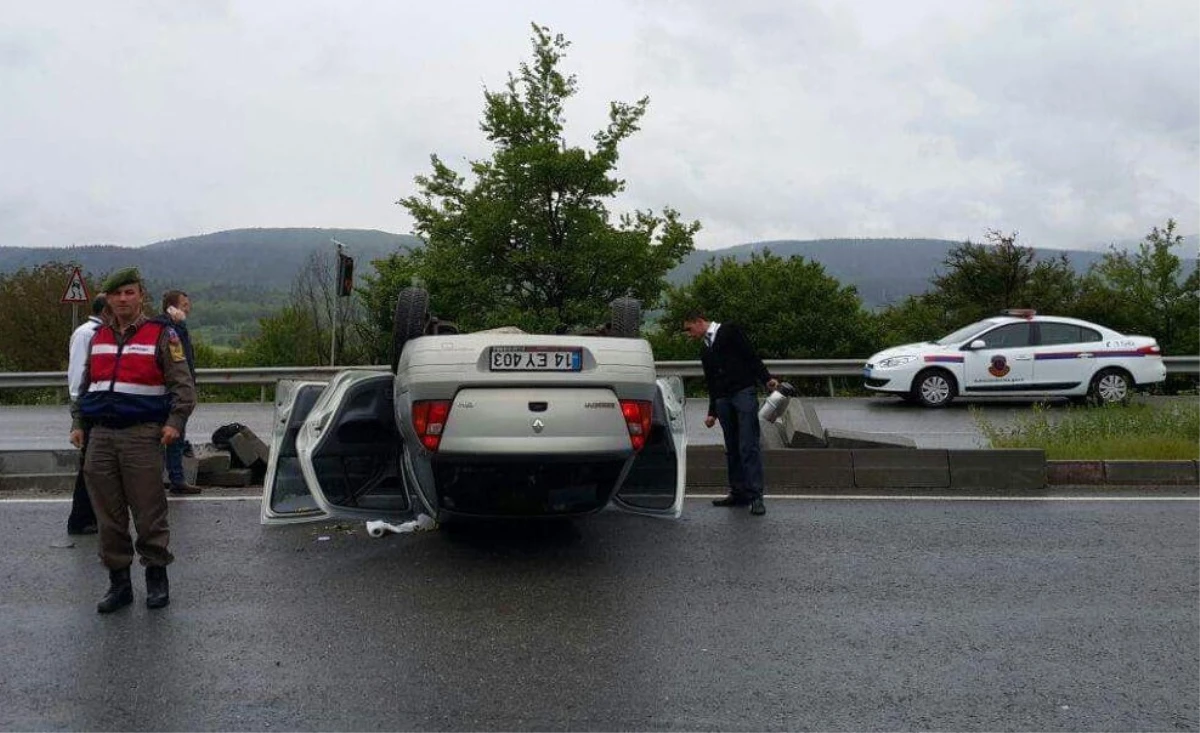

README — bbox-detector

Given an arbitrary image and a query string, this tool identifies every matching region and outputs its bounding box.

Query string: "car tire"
[1088,368,1132,406]
[912,369,956,408]
[609,297,641,338]
[391,287,430,372]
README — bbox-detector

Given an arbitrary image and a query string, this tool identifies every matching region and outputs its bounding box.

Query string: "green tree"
[926,230,1080,324]
[393,24,698,334]
[651,251,878,360]
[0,263,99,371]
[1076,219,1199,355]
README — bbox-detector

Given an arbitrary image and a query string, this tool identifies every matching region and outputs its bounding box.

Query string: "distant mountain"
[0,228,421,292]
[1,228,1194,311]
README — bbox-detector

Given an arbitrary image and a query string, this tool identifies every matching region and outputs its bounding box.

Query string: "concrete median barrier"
[1102,460,1199,486]
[948,449,1045,490]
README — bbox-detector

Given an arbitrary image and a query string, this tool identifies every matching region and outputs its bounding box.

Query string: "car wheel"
[391,287,430,372]
[912,369,956,408]
[1088,368,1131,406]
[608,297,641,338]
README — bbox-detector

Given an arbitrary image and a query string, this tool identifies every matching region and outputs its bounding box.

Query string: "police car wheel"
[913,369,956,408]
[1089,368,1131,406]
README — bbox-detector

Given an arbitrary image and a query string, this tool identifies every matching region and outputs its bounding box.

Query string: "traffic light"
[337,252,354,297]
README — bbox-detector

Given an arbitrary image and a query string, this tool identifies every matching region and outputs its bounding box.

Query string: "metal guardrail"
[2,357,1196,394]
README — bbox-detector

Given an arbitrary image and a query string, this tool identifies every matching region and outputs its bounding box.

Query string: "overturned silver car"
[260,290,687,525]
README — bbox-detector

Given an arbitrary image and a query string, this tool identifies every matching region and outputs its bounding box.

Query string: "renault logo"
[531,418,545,434]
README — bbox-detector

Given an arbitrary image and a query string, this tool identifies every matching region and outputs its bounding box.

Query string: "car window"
[975,323,1032,349]
[936,319,999,346]
[1039,322,1103,346]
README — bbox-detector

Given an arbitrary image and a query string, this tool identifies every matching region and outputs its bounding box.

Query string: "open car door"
[260,379,329,524]
[260,371,411,524]
[610,376,687,518]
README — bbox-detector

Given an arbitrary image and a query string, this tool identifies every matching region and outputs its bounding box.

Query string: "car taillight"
[1138,344,1162,356]
[411,400,452,452]
[619,399,653,452]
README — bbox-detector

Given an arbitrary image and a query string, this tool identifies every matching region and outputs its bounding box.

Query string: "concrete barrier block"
[1046,461,1105,485]
[1104,460,1200,486]
[229,430,270,469]
[825,429,917,450]
[200,468,253,487]
[778,399,826,448]
[852,449,949,488]
[194,447,232,476]
[685,446,728,488]
[949,449,1045,490]
[0,473,76,493]
[0,449,79,475]
[765,449,854,489]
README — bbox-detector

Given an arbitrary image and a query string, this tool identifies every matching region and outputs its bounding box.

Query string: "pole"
[330,241,342,367]
[72,302,79,331]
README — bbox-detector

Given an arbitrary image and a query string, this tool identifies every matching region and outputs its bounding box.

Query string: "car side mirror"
[967,339,986,350]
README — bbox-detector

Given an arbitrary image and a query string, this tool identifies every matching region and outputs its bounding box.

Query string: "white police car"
[863,311,1166,407]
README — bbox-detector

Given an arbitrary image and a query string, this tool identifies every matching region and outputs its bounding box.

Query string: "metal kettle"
[758,381,798,423]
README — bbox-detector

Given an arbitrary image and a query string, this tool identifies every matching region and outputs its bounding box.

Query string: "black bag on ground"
[211,423,247,451]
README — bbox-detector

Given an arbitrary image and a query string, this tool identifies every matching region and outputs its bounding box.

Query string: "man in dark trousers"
[684,309,778,516]
[65,294,106,535]
[155,289,201,495]
[69,267,196,613]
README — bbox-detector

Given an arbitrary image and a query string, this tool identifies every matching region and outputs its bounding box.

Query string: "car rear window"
[1039,323,1102,345]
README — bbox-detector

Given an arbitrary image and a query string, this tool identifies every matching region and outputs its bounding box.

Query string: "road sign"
[60,267,90,304]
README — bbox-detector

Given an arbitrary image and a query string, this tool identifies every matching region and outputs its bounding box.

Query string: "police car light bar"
[1002,308,1037,319]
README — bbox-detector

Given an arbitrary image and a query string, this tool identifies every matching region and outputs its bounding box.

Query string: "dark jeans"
[164,427,189,486]
[67,429,97,532]
[713,386,764,500]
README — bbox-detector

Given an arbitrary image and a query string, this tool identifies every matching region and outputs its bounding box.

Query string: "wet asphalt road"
[1,496,1196,731]
[3,396,1185,451]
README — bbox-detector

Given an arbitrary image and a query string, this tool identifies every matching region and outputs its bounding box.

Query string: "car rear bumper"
[427,453,631,518]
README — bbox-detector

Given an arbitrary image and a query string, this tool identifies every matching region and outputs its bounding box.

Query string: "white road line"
[696,494,1199,502]
[0,496,261,503]
[2,495,1196,504]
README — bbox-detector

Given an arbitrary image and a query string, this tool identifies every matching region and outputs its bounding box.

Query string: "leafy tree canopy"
[651,251,878,361]
[393,24,699,334]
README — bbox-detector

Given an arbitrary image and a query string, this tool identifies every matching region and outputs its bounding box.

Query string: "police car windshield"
[935,319,1000,346]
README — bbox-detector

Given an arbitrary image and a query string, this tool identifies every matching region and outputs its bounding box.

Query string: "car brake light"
[619,399,653,452]
[411,400,452,451]
[1138,344,1162,356]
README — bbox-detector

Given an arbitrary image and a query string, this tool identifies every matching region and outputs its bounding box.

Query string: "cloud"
[0,0,1195,251]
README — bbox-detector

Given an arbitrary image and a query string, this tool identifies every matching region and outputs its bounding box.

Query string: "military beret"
[101,267,142,293]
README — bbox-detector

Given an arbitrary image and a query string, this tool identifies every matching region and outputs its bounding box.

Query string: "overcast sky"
[2,0,1197,251]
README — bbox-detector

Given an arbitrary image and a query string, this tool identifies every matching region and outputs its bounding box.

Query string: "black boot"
[145,566,170,609]
[96,567,133,614]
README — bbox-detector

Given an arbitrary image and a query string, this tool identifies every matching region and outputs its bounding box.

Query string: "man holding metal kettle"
[683,309,778,516]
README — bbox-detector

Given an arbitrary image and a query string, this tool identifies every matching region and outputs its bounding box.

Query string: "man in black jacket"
[684,310,778,515]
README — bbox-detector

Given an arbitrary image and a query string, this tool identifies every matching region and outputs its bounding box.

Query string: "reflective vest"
[79,320,171,425]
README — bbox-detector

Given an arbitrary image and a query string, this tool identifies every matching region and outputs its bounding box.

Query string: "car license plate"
[490,346,582,372]
[862,367,871,379]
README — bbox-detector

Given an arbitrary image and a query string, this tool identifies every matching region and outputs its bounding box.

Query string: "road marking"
[2,494,1195,505]
[695,494,1199,502]
[1,496,262,503]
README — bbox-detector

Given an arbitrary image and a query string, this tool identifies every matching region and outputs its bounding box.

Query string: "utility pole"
[330,239,344,366]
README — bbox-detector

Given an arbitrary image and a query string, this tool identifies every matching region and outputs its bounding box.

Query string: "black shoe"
[146,566,170,609]
[749,499,766,516]
[67,523,98,536]
[712,494,750,507]
[169,483,203,495]
[97,568,133,614]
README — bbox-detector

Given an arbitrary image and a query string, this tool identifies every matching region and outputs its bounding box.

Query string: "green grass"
[974,401,1200,460]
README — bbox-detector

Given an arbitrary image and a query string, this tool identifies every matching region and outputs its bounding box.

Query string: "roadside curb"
[687,446,1199,492]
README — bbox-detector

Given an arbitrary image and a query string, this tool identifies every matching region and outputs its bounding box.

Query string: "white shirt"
[704,321,721,348]
[67,316,103,401]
